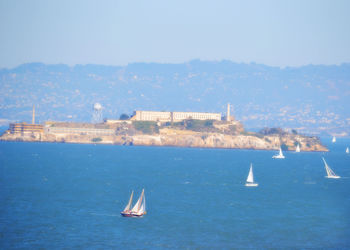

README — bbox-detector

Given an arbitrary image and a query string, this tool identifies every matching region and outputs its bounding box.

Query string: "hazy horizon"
[1,0,350,68]
[2,59,350,71]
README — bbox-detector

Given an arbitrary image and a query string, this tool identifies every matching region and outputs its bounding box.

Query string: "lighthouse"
[227,103,230,121]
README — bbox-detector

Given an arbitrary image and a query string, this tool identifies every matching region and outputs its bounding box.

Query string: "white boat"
[295,144,300,153]
[272,147,285,159]
[121,189,146,217]
[322,157,340,179]
[332,136,336,143]
[346,147,349,154]
[120,190,134,215]
[245,163,258,187]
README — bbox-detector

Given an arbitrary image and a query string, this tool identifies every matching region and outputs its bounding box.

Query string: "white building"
[133,111,172,122]
[132,110,221,122]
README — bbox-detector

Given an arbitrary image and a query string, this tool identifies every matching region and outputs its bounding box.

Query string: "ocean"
[0,139,349,249]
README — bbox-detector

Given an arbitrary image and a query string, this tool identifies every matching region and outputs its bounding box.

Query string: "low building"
[9,123,44,134]
[44,125,114,136]
[104,119,132,124]
[131,110,221,122]
[132,111,172,122]
[172,111,221,121]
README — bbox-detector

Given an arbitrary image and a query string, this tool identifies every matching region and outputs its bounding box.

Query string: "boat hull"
[120,212,146,217]
[121,213,134,217]
[245,183,258,187]
[325,176,341,179]
[272,156,285,159]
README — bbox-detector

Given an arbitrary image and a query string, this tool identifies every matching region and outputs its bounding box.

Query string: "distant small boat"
[332,136,336,143]
[272,147,285,159]
[245,163,258,187]
[322,157,340,179]
[121,189,146,217]
[346,147,349,154]
[295,144,300,153]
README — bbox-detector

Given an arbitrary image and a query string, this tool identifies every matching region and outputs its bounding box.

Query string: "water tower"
[92,102,103,123]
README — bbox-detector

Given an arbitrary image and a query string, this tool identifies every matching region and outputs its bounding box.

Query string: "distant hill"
[1,60,350,135]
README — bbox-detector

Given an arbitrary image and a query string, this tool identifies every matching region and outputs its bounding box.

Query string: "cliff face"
[0,128,328,152]
[125,131,327,151]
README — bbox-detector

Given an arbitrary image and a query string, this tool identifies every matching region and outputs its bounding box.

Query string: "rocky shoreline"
[0,127,328,152]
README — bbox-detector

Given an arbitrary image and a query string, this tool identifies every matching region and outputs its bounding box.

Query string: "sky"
[0,0,349,68]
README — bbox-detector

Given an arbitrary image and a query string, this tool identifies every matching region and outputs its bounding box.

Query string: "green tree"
[281,143,289,151]
[133,121,159,134]
[120,113,130,120]
[184,119,215,132]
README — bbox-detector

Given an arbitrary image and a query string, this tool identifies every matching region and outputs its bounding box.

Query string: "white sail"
[346,147,349,154]
[138,195,146,214]
[131,189,144,213]
[123,190,134,212]
[246,164,254,183]
[245,163,258,186]
[295,144,300,152]
[272,147,285,159]
[332,136,336,143]
[322,157,340,179]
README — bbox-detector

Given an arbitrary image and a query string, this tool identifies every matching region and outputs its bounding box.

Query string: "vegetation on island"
[131,119,239,134]
[92,137,102,142]
[130,119,244,135]
[119,113,130,120]
[259,127,288,136]
[281,143,289,151]
[133,121,159,134]
[163,119,216,132]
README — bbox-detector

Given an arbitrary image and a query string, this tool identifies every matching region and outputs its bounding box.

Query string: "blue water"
[0,139,349,249]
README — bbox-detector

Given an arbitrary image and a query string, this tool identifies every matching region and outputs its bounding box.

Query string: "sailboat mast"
[322,157,333,177]
[137,189,144,211]
[124,191,134,211]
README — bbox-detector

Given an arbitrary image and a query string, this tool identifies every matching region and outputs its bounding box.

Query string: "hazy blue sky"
[0,0,349,68]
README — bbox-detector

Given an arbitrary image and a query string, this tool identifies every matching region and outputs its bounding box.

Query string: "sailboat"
[120,190,134,216]
[272,147,285,159]
[121,189,146,217]
[322,157,340,179]
[295,144,300,153]
[332,136,336,143]
[245,163,258,187]
[346,147,349,154]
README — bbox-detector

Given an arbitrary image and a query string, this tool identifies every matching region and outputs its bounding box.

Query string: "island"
[0,107,328,152]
